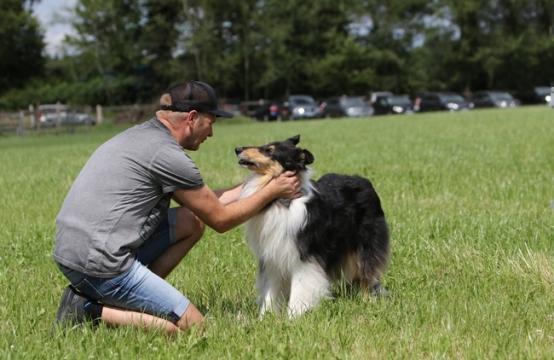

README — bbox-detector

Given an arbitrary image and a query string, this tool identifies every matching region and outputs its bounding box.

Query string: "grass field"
[0,107,552,359]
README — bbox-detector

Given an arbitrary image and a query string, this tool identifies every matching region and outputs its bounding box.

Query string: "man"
[53,81,300,334]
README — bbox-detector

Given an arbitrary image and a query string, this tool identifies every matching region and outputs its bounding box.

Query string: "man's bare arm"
[173,183,243,206]
[173,172,299,233]
[213,183,244,205]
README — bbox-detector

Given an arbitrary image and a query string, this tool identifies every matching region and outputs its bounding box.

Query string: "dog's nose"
[235,147,243,155]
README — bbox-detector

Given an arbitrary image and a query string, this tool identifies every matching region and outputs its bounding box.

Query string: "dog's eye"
[263,146,274,154]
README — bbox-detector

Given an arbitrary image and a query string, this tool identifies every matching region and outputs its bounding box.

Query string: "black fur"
[300,173,389,283]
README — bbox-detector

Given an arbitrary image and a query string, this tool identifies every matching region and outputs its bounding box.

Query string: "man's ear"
[187,110,199,122]
[301,149,314,165]
[287,134,300,145]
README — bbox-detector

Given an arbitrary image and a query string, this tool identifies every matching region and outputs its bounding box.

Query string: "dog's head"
[235,135,314,176]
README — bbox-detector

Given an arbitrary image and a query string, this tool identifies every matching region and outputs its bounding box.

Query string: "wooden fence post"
[35,103,42,131]
[17,111,25,136]
[56,101,62,128]
[29,104,35,129]
[96,104,103,125]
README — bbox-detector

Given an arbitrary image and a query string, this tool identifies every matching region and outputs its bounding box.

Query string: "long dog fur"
[236,135,390,317]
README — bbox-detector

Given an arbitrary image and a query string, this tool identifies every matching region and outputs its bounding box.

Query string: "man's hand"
[268,171,302,199]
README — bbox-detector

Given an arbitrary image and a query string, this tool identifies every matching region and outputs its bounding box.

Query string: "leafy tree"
[141,0,183,94]
[64,0,148,103]
[0,0,45,94]
[352,0,432,93]
[255,0,367,97]
[420,0,554,93]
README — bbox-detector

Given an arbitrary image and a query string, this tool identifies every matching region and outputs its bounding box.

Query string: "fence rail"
[0,103,159,135]
[0,111,28,135]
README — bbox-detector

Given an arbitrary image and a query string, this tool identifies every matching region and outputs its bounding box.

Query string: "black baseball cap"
[160,80,233,118]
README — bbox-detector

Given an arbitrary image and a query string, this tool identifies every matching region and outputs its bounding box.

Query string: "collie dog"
[236,135,390,318]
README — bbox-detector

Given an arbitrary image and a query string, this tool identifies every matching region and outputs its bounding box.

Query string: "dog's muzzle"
[238,158,256,167]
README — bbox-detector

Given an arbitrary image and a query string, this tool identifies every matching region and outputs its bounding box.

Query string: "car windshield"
[290,97,315,105]
[534,87,550,96]
[388,96,411,105]
[340,97,366,107]
[490,92,513,101]
[439,94,465,102]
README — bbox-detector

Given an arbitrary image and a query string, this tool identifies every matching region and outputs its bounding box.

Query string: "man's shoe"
[54,285,88,327]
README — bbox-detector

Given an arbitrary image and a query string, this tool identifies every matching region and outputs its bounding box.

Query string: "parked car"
[253,102,284,121]
[282,95,321,120]
[369,91,393,104]
[517,86,552,105]
[470,91,520,108]
[239,100,268,119]
[416,92,472,112]
[372,94,413,115]
[38,104,95,127]
[532,86,552,105]
[320,96,373,118]
[220,98,241,117]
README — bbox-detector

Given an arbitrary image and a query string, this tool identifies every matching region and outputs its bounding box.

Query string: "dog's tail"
[358,216,390,290]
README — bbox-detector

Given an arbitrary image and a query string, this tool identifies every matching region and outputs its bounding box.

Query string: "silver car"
[38,104,95,127]
[284,95,321,120]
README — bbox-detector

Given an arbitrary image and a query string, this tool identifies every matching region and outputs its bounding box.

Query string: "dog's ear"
[300,149,314,165]
[287,135,300,145]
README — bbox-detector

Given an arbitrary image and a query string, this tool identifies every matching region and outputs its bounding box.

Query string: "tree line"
[1,0,553,109]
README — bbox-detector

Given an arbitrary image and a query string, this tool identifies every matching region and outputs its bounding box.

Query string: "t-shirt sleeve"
[150,144,204,193]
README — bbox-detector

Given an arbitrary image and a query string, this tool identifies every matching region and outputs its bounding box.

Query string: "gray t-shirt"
[53,118,203,277]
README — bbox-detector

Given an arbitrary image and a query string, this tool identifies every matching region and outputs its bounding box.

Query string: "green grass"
[1,107,553,359]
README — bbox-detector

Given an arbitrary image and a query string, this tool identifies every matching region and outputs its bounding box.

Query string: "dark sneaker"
[54,285,88,327]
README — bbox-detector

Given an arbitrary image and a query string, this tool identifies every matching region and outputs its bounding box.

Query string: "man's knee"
[194,216,206,237]
[174,207,205,241]
[177,303,204,331]
[188,214,205,243]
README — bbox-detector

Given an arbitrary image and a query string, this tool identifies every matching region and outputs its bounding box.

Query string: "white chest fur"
[240,171,314,274]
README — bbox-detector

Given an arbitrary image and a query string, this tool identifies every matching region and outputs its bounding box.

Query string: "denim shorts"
[57,208,190,324]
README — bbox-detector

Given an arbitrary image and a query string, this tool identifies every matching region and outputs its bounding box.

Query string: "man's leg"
[148,207,205,278]
[56,207,206,334]
[98,258,205,333]
[56,260,205,334]
[100,301,203,334]
[55,285,203,334]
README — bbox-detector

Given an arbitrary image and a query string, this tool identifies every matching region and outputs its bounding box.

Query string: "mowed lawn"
[0,107,552,359]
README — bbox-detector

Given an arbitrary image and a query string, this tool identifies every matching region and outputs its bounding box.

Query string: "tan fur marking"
[359,280,371,300]
[342,252,361,283]
[240,148,284,177]
[341,251,381,298]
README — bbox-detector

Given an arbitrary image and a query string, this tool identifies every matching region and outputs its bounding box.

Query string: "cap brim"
[210,109,234,118]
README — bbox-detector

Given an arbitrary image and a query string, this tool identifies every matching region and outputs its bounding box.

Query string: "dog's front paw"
[287,302,311,319]
[371,282,391,298]
[259,297,281,319]
[258,305,272,319]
